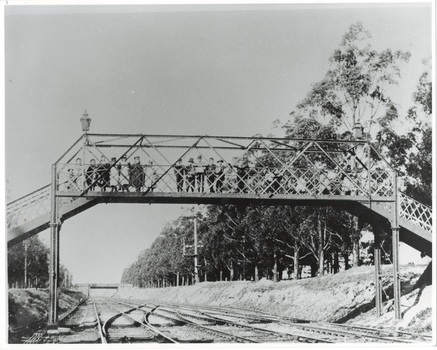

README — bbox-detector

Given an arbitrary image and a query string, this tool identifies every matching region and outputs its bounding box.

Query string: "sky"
[4,2,433,284]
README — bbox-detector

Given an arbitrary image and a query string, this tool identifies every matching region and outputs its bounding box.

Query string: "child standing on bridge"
[206,157,216,193]
[194,155,206,192]
[215,159,225,193]
[119,156,130,192]
[186,158,195,192]
[109,157,119,192]
[130,156,145,192]
[86,159,98,191]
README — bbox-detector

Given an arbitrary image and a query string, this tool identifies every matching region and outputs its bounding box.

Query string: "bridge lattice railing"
[6,185,51,231]
[399,192,432,232]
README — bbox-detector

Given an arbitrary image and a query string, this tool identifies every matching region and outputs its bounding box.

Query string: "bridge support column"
[374,238,382,317]
[392,172,401,319]
[373,223,383,317]
[48,164,60,328]
[392,226,401,319]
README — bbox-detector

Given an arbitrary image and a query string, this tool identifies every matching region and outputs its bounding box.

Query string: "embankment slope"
[115,264,432,334]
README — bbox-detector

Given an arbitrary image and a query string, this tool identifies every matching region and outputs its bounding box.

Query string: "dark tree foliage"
[403,62,432,205]
[375,60,432,205]
[8,236,72,288]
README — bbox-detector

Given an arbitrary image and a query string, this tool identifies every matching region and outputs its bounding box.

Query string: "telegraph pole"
[193,216,199,284]
[182,208,203,284]
[392,172,401,319]
[24,240,28,288]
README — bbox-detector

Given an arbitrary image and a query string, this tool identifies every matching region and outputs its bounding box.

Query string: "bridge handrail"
[7,184,51,207]
[84,133,370,144]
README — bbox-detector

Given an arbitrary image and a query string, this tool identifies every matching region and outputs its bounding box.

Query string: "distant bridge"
[6,133,433,326]
[75,283,120,297]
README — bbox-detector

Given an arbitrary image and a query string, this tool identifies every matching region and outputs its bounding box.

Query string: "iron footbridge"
[7,134,432,254]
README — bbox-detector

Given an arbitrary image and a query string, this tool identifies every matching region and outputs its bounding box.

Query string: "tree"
[8,236,52,288]
[283,23,412,269]
[404,61,432,205]
[373,58,432,205]
[295,21,410,137]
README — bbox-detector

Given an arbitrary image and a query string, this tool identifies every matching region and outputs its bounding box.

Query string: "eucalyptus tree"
[8,236,52,288]
[295,21,410,136]
[284,22,411,268]
[404,61,432,205]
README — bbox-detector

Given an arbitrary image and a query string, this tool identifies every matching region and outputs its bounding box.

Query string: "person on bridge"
[194,155,206,192]
[130,156,145,192]
[341,165,354,195]
[234,158,249,193]
[72,157,84,191]
[149,170,160,192]
[109,157,119,192]
[97,155,110,192]
[174,158,185,192]
[119,156,130,192]
[215,159,225,193]
[206,157,216,193]
[264,170,275,193]
[86,159,98,191]
[186,158,195,192]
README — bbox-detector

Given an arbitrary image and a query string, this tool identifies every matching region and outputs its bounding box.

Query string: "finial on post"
[80,109,91,133]
[353,122,364,140]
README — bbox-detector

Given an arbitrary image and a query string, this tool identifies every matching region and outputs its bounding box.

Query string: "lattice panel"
[370,170,394,197]
[399,192,432,232]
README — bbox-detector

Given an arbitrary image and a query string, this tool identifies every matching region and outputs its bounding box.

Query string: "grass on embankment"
[115,264,432,333]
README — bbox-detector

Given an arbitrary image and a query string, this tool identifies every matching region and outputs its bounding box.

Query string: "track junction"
[32,296,431,344]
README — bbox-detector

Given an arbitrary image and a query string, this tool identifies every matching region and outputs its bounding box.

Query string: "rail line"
[96,299,172,343]
[149,301,430,343]
[31,297,431,344]
[120,301,332,343]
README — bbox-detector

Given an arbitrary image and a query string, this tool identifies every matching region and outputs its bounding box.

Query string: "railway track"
[29,297,431,344]
[92,299,169,343]
[146,301,431,344]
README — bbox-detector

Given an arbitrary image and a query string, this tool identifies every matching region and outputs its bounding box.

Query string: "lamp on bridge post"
[80,109,91,133]
[353,122,364,140]
[80,110,91,191]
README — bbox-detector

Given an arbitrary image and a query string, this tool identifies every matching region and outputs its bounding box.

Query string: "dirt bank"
[115,264,432,334]
[8,288,84,331]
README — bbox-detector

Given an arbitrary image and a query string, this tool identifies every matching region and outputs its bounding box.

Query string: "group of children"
[174,155,227,193]
[62,154,387,196]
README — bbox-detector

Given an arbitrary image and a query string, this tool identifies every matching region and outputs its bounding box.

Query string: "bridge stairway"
[7,185,98,247]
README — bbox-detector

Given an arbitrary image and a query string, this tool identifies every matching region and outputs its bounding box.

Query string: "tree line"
[8,236,72,289]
